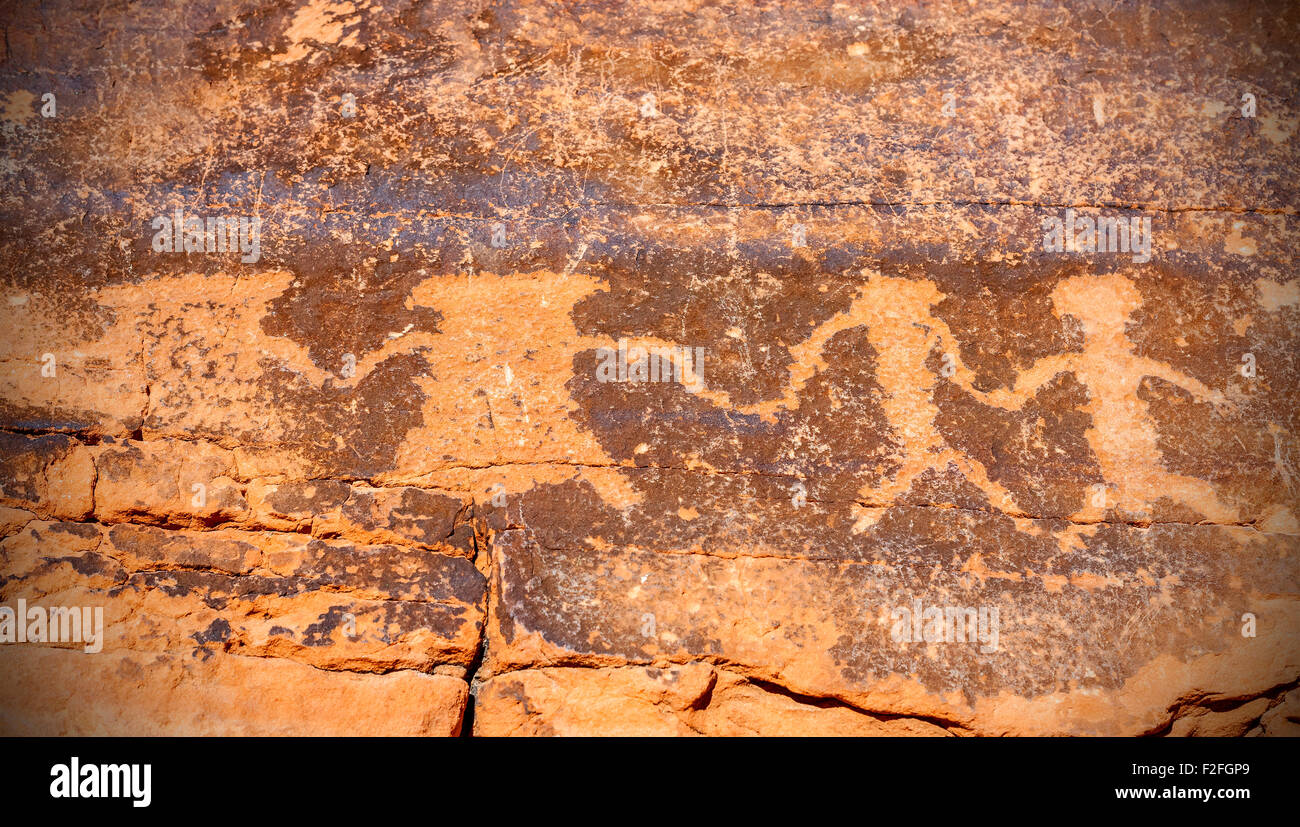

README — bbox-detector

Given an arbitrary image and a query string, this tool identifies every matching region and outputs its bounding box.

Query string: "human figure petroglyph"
[659,269,1027,515]
[606,271,1244,524]
[969,273,1239,523]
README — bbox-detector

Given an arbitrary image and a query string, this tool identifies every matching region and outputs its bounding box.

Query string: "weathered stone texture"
[0,647,468,736]
[0,0,1297,735]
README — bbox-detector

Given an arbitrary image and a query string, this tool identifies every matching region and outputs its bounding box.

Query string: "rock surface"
[0,0,1297,736]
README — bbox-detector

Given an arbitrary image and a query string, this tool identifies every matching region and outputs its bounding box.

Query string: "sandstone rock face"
[1,0,1297,736]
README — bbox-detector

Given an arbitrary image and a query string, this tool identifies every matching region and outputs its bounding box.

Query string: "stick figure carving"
[635,271,1240,523]
[970,274,1238,523]
[675,270,1026,515]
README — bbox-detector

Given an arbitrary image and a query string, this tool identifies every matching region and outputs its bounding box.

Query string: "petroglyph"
[1,0,1297,739]
[668,270,1026,515]
[972,274,1241,524]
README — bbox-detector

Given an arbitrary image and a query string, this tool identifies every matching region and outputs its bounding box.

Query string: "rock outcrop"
[1,0,1297,736]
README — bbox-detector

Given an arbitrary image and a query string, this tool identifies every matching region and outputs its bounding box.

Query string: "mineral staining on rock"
[1,0,1297,736]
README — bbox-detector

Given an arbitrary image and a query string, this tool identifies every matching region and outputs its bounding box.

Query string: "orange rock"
[475,664,951,736]
[0,0,1297,738]
[0,647,466,736]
